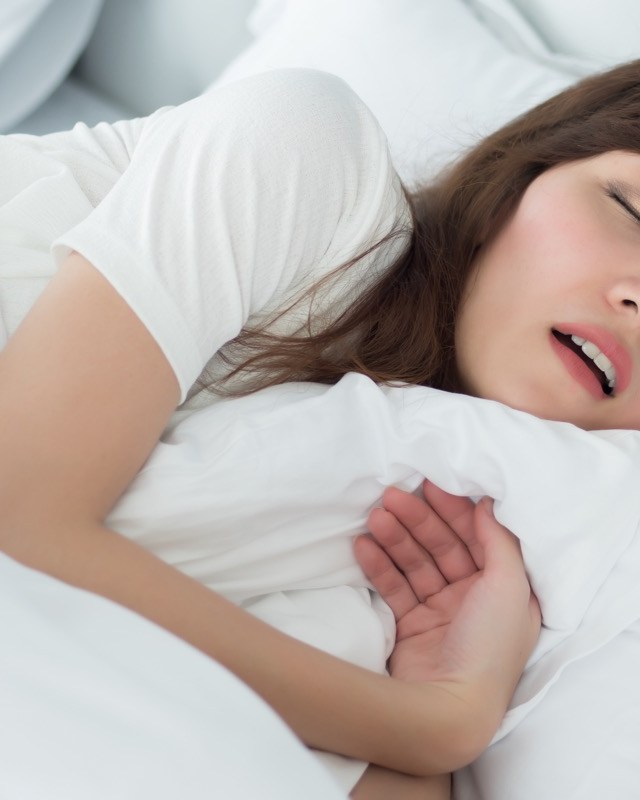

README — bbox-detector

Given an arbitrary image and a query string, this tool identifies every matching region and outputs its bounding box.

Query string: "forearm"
[351,766,450,799]
[0,519,490,775]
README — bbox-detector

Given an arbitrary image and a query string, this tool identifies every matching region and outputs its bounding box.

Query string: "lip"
[552,323,632,396]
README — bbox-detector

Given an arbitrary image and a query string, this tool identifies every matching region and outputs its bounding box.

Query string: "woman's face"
[455,150,640,430]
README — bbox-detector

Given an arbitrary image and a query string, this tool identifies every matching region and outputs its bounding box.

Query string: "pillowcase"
[0,0,104,132]
[506,0,640,65]
[464,0,602,75]
[455,618,640,799]
[212,0,578,185]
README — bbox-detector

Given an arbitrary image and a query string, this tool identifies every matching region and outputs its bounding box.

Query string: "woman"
[1,55,639,795]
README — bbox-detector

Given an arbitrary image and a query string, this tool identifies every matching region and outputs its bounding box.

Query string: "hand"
[354,481,540,718]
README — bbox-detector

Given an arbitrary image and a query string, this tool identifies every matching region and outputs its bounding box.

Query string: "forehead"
[515,150,640,214]
[544,150,640,181]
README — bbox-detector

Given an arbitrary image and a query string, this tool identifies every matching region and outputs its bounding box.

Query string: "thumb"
[474,497,527,582]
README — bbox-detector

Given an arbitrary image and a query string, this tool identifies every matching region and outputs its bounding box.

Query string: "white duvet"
[0,551,346,800]
[106,373,640,796]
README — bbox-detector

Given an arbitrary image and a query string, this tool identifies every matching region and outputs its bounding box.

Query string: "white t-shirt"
[0,69,409,792]
[0,68,410,414]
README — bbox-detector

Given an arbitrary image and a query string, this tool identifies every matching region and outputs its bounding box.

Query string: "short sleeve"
[51,69,407,402]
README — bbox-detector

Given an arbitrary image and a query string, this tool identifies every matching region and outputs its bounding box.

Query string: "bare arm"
[0,254,535,776]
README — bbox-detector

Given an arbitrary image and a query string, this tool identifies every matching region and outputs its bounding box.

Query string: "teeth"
[570,334,617,390]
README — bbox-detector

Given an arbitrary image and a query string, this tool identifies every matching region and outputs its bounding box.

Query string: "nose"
[607,278,640,319]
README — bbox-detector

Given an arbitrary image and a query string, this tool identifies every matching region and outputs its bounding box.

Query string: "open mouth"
[551,330,616,396]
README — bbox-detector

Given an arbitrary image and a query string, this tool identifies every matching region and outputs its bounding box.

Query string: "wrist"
[406,678,503,770]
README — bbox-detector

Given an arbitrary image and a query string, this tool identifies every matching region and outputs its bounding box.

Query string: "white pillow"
[213,0,578,185]
[507,0,640,65]
[107,374,640,733]
[0,0,49,57]
[107,374,640,794]
[0,0,104,132]
[463,0,601,75]
[455,618,640,799]
[247,0,288,36]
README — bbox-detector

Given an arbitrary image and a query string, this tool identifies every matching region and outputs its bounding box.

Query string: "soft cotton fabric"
[0,68,407,792]
[107,374,640,793]
[0,0,104,132]
[454,618,640,799]
[214,0,578,186]
[0,551,346,799]
[49,68,409,406]
[1,68,408,404]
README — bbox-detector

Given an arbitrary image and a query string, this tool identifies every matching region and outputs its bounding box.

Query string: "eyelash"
[606,181,640,224]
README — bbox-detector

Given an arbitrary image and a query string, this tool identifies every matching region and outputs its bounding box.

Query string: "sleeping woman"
[2,56,640,797]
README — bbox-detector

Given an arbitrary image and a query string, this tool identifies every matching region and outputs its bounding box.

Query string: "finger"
[474,499,529,593]
[422,481,484,569]
[474,498,542,649]
[353,534,420,620]
[381,485,479,582]
[368,505,448,599]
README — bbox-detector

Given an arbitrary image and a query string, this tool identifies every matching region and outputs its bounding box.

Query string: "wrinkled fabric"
[107,373,640,744]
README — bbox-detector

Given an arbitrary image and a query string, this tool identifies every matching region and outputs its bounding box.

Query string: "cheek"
[457,229,531,333]
[511,180,600,276]
[467,197,580,312]
[453,220,544,390]
[453,272,503,394]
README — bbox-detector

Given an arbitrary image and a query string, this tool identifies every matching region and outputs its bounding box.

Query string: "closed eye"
[606,180,640,225]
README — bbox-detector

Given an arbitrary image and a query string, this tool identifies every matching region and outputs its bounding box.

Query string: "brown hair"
[208,59,640,397]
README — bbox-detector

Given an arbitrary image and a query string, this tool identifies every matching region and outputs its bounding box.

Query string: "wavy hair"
[207,59,640,396]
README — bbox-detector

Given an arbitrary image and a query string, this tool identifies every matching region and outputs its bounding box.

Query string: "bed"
[3,1,640,797]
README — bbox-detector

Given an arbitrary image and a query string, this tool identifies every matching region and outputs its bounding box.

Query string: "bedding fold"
[107,373,640,743]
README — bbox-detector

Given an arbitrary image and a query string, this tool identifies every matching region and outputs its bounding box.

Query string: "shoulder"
[207,69,408,240]
[143,69,393,185]
[207,67,385,142]
[136,67,408,261]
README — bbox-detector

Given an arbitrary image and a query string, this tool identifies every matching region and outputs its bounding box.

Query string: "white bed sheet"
[455,619,640,799]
